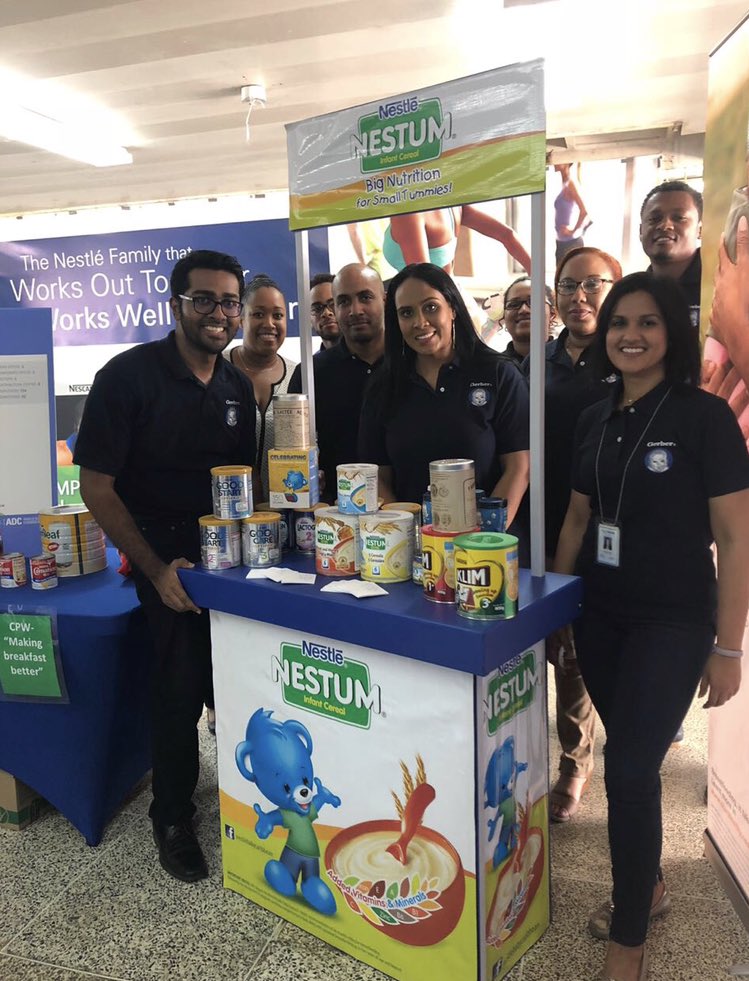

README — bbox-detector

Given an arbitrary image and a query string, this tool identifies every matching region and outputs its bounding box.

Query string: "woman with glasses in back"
[224,274,297,500]
[523,246,623,823]
[501,276,557,366]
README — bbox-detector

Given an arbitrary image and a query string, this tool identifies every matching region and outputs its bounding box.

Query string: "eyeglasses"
[178,294,243,317]
[311,299,336,315]
[504,297,552,312]
[556,276,613,295]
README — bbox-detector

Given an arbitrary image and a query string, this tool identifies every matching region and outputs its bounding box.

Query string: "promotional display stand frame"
[181,561,581,981]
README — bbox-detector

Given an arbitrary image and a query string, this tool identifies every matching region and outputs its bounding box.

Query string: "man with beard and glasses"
[74,250,255,883]
[309,273,340,351]
[289,264,385,502]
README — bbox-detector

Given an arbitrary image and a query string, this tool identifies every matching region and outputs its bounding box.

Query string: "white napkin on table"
[245,568,317,585]
[320,580,389,598]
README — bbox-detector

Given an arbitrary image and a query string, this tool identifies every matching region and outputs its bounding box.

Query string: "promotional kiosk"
[181,60,584,980]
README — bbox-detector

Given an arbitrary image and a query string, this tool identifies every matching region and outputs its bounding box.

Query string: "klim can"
[421,525,467,604]
[453,532,519,620]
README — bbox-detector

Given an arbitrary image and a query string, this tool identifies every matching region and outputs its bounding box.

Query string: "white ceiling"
[0,0,746,217]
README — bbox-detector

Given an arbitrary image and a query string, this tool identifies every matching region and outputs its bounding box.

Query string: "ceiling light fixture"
[0,67,134,167]
[240,83,267,144]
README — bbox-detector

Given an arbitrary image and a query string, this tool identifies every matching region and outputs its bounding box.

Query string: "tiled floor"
[3,682,749,981]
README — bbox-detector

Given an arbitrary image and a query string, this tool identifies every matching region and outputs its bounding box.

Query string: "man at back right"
[639,179,703,327]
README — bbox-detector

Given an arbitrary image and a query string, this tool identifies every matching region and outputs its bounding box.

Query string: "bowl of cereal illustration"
[325,757,465,946]
[486,799,545,947]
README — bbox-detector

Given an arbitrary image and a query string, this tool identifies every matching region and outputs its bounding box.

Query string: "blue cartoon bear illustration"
[282,470,307,502]
[235,708,341,915]
[484,735,528,869]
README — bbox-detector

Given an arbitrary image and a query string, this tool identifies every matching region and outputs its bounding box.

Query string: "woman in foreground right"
[553,273,749,981]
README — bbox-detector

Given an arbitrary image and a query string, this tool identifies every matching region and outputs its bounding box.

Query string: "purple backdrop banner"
[0,220,329,346]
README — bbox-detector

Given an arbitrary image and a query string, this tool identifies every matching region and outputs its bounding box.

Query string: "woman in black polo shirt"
[554,273,749,981]
[358,263,530,527]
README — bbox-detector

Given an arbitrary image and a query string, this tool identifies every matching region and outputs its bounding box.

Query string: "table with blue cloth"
[0,550,151,845]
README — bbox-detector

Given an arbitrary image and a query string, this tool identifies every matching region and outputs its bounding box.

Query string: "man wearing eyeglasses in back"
[309,272,340,351]
[74,250,256,884]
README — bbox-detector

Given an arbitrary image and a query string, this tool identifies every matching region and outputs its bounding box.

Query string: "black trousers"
[574,608,713,947]
[133,521,213,826]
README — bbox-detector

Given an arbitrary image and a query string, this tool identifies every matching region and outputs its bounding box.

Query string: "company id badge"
[596,520,620,567]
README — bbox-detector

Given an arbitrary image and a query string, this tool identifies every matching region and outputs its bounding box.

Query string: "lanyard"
[594,387,672,524]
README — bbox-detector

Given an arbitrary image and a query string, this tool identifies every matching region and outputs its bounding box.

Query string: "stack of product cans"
[199,466,253,570]
[267,393,320,510]
[421,459,479,604]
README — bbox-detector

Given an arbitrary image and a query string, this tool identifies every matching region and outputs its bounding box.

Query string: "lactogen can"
[422,525,468,604]
[315,507,360,576]
[30,554,58,589]
[211,465,253,520]
[454,532,519,620]
[429,459,477,533]
[39,506,106,576]
[336,464,379,515]
[273,393,311,449]
[257,503,294,551]
[295,504,326,553]
[199,516,241,570]
[241,513,281,568]
[0,552,27,588]
[359,510,414,584]
[382,502,423,583]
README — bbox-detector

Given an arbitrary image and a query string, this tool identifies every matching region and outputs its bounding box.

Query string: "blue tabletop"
[180,558,582,677]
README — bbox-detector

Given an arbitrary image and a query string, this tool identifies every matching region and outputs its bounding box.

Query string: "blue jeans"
[574,609,713,946]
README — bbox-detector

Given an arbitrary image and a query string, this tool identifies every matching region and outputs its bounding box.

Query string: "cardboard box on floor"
[0,769,44,831]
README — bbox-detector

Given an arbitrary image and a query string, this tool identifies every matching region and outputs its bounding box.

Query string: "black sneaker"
[152,819,208,883]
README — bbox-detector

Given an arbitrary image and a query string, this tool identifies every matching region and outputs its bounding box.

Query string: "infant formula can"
[0,552,27,588]
[39,506,106,576]
[336,464,379,515]
[382,502,423,583]
[30,554,58,590]
[429,459,477,533]
[360,510,414,584]
[478,497,508,534]
[422,489,432,525]
[454,532,519,620]
[294,504,326,553]
[257,504,294,551]
[315,507,360,576]
[241,513,281,568]
[273,393,311,449]
[421,525,464,604]
[199,516,241,570]
[211,465,253,520]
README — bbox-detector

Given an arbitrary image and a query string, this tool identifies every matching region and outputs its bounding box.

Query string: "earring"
[401,336,406,356]
[452,320,456,347]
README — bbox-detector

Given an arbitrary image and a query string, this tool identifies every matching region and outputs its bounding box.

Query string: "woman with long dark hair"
[358,263,529,525]
[554,272,749,981]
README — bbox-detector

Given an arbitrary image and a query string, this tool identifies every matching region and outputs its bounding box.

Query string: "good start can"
[336,464,379,515]
[453,532,519,620]
[211,465,253,520]
[315,507,360,577]
[429,459,477,533]
[30,554,58,589]
[421,525,470,604]
[241,513,281,568]
[273,393,311,449]
[359,510,414,584]
[256,504,294,551]
[0,552,27,588]
[294,504,326,554]
[198,516,241,570]
[382,502,423,583]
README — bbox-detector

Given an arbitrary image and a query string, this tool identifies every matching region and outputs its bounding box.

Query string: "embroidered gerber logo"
[226,407,238,427]
[469,387,490,407]
[644,448,672,473]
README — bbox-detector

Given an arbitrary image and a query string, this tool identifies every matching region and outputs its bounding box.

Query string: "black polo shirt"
[647,248,702,328]
[288,338,383,503]
[572,380,749,623]
[74,331,256,523]
[358,351,529,504]
[521,329,613,553]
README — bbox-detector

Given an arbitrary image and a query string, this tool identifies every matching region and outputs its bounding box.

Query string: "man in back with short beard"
[289,264,385,502]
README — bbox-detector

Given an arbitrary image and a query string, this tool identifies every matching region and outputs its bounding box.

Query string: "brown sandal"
[549,774,589,823]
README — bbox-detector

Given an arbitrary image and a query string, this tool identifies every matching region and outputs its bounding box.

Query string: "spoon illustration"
[387,782,436,865]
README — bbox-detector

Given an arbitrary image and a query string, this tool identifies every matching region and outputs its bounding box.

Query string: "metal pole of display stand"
[294,228,316,439]
[529,190,546,578]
